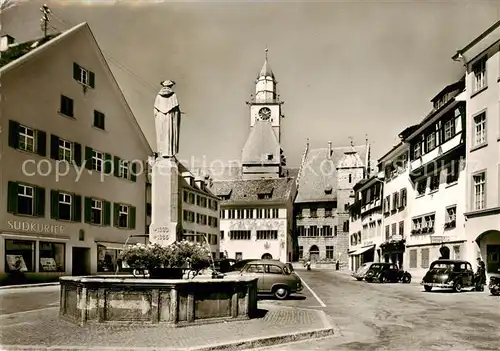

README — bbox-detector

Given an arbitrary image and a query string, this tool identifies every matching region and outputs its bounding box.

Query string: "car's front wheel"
[273,286,290,300]
[424,285,432,292]
[453,281,463,293]
[402,274,411,284]
[381,275,388,283]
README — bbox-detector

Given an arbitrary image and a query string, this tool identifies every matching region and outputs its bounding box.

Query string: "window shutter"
[73,143,82,166]
[8,120,19,149]
[113,203,120,227]
[85,146,93,170]
[50,134,60,160]
[104,201,111,226]
[104,153,112,174]
[129,206,136,230]
[84,197,92,223]
[36,130,47,157]
[131,162,137,182]
[89,71,95,88]
[50,190,59,219]
[113,156,120,177]
[73,195,82,222]
[35,187,45,217]
[73,62,80,81]
[7,181,18,214]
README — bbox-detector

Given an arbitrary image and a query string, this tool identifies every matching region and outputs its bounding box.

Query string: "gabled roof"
[0,22,152,154]
[209,177,295,206]
[242,120,281,165]
[295,144,369,203]
[0,34,59,68]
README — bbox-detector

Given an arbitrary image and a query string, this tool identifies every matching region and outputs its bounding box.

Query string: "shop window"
[5,239,35,272]
[39,242,65,272]
[420,248,430,269]
[409,249,417,268]
[97,245,120,273]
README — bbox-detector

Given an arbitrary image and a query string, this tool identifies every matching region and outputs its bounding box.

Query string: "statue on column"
[154,80,182,158]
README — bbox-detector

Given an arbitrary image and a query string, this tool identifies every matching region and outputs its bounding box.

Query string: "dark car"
[352,262,375,281]
[364,263,412,283]
[421,259,475,292]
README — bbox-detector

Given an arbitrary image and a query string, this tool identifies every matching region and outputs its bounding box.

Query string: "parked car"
[489,276,500,296]
[352,262,375,281]
[364,263,412,283]
[238,260,303,299]
[421,259,475,292]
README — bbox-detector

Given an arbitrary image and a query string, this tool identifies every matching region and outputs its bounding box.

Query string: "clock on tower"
[258,107,271,120]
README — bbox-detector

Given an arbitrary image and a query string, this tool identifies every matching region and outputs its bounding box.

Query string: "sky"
[2,0,500,169]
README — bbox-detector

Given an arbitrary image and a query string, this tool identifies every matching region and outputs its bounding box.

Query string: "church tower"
[242,49,286,179]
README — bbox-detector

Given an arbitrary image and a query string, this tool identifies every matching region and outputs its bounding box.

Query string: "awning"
[95,241,126,250]
[353,245,375,255]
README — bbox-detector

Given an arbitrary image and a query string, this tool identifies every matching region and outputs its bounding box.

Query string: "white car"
[352,262,375,281]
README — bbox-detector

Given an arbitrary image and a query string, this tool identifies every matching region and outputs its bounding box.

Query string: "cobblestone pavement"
[0,285,330,349]
[257,269,500,351]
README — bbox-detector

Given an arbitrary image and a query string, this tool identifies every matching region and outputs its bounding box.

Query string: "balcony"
[410,133,462,174]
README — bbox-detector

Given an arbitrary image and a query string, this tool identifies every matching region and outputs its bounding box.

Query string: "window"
[266,265,283,274]
[473,112,486,146]
[343,221,349,232]
[257,230,278,240]
[412,143,421,159]
[297,226,306,237]
[473,172,486,210]
[392,193,399,210]
[412,218,423,234]
[229,230,251,240]
[91,199,103,225]
[421,248,430,269]
[97,246,121,273]
[220,231,224,240]
[4,240,35,272]
[444,119,455,141]
[322,226,333,237]
[391,223,397,236]
[416,179,426,196]
[429,174,440,192]
[118,204,129,228]
[17,184,34,216]
[235,252,243,260]
[58,138,72,162]
[325,207,333,217]
[426,133,436,152]
[349,174,352,183]
[188,193,195,204]
[245,209,254,218]
[445,206,456,228]
[220,209,226,219]
[93,110,105,130]
[92,150,103,172]
[446,161,460,184]
[326,246,334,259]
[58,192,72,221]
[73,62,95,88]
[183,210,195,222]
[453,245,461,260]
[60,95,74,117]
[39,242,65,272]
[272,208,279,218]
[298,246,303,259]
[385,225,390,240]
[409,249,417,268]
[399,188,407,208]
[310,208,317,218]
[309,226,319,237]
[18,124,36,153]
[423,214,435,232]
[472,56,486,92]
[118,160,129,179]
[399,221,404,237]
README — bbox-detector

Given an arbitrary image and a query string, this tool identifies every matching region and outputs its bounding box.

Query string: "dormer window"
[218,189,232,201]
[257,193,272,199]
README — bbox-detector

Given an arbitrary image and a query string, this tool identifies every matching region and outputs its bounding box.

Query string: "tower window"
[267,153,273,160]
[349,174,352,183]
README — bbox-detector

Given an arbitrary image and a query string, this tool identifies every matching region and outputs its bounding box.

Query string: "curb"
[188,327,335,351]
[0,282,59,290]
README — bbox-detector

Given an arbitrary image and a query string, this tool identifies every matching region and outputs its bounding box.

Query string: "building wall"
[220,207,289,262]
[0,28,150,278]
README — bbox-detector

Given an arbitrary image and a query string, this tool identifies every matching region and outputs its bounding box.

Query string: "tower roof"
[258,48,275,78]
[241,120,281,165]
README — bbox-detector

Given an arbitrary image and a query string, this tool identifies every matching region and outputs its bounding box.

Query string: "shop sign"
[430,236,448,244]
[7,220,65,234]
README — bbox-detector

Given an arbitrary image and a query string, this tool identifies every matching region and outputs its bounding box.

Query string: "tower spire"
[265,45,268,60]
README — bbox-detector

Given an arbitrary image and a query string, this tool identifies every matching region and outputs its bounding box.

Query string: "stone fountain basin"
[59,275,258,327]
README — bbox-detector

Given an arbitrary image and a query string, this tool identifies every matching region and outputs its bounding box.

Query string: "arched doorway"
[439,246,450,259]
[309,245,320,263]
[476,230,500,274]
[261,253,273,260]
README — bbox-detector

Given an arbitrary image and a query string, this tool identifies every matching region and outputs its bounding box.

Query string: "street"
[1,270,499,350]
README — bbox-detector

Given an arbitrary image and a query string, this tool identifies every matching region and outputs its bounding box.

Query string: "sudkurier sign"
[7,220,65,234]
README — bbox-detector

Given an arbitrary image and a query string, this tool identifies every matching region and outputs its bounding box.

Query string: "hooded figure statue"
[154,80,181,158]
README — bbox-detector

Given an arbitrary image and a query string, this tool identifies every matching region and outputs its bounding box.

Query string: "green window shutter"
[35,187,45,217]
[50,134,60,160]
[104,153,112,175]
[131,162,137,182]
[89,71,95,88]
[113,156,120,177]
[129,206,136,230]
[84,197,92,223]
[73,195,82,222]
[36,130,47,157]
[73,143,82,166]
[73,62,80,81]
[50,190,59,220]
[85,146,93,170]
[8,120,19,149]
[113,203,120,227]
[7,181,18,214]
[104,201,111,226]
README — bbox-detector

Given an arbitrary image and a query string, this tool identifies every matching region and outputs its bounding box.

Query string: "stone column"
[170,288,178,323]
[149,157,180,247]
[79,287,88,326]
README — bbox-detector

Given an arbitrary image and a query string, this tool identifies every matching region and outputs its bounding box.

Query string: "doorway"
[261,253,273,260]
[72,247,91,276]
[309,245,320,263]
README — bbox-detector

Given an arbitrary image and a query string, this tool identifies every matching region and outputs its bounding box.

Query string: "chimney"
[0,34,15,52]
[328,141,332,159]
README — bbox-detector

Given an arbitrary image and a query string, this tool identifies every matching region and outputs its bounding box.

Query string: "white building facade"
[453,21,500,278]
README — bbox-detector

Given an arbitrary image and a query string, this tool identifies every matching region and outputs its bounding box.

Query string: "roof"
[0,22,152,155]
[430,77,465,103]
[241,120,281,165]
[258,57,274,79]
[353,176,383,192]
[0,34,60,68]
[209,177,295,206]
[177,160,218,199]
[452,20,500,60]
[294,144,369,203]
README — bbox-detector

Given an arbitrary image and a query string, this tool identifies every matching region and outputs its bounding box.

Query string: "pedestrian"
[475,257,486,291]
